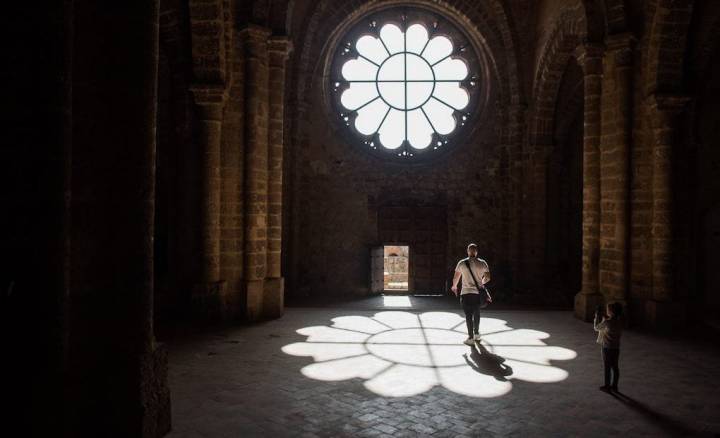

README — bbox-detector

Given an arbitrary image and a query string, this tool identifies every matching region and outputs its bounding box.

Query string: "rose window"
[330,10,483,160]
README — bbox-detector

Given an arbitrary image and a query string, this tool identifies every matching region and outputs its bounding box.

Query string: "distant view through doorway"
[384,246,409,291]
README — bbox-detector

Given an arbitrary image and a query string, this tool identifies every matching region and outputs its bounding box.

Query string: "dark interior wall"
[646,0,720,326]
[288,96,503,297]
[3,2,170,436]
[67,2,170,436]
[687,24,720,323]
[155,0,196,327]
[377,199,449,293]
[284,2,517,299]
[2,2,71,435]
[546,57,584,305]
[692,84,720,323]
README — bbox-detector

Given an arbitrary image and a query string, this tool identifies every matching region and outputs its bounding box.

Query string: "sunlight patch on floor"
[281,312,577,398]
[382,295,412,307]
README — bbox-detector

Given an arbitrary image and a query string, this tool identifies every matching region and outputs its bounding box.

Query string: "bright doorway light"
[384,245,408,291]
[383,295,411,307]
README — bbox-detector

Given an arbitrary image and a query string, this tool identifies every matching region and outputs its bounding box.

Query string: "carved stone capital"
[239,23,272,41]
[645,93,691,133]
[268,35,293,58]
[189,84,227,120]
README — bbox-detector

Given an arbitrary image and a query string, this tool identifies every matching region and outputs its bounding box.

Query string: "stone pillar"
[505,104,527,292]
[242,24,272,321]
[599,34,633,307]
[68,1,169,436]
[287,98,309,296]
[574,43,604,320]
[189,84,227,318]
[521,142,548,290]
[645,94,689,328]
[264,36,292,318]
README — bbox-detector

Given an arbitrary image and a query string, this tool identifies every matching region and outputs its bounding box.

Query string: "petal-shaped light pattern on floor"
[282,312,577,398]
[419,311,466,329]
[373,311,422,329]
[330,315,391,334]
[303,354,390,381]
[438,367,513,398]
[365,364,437,397]
[296,325,369,343]
[282,341,367,362]
[337,22,475,152]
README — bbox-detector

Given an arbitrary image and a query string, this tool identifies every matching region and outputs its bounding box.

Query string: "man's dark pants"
[461,293,482,338]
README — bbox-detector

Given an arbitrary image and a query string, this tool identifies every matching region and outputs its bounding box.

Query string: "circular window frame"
[323,6,490,164]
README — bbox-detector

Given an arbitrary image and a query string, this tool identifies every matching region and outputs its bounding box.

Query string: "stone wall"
[4,2,171,436]
[284,0,525,301]
[280,0,719,325]
[152,2,292,323]
[34,0,715,335]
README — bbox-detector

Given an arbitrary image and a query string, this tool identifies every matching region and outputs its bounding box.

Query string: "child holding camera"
[594,302,623,392]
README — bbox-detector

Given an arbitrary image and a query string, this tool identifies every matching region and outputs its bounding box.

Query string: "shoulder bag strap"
[463,259,485,292]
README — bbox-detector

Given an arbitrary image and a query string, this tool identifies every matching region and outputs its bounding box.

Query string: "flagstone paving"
[166,300,720,437]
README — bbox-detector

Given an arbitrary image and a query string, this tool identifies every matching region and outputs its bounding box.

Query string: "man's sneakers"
[464,334,483,345]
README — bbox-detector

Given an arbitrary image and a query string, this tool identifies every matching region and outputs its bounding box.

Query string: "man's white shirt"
[455,257,490,295]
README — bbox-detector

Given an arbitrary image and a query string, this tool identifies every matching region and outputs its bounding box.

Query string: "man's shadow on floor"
[463,343,513,381]
[610,391,710,437]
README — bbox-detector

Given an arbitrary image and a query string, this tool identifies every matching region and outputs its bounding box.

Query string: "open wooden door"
[371,246,384,293]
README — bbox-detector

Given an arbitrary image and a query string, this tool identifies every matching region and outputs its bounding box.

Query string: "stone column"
[288,98,309,296]
[189,84,227,318]
[68,1,169,435]
[574,43,604,320]
[505,104,527,292]
[599,34,633,307]
[645,94,689,328]
[242,24,272,321]
[264,36,292,318]
[521,142,548,290]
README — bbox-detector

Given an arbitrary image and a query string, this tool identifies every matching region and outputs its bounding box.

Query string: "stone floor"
[166,297,720,437]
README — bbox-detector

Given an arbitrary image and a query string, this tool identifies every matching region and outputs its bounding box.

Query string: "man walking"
[451,243,492,345]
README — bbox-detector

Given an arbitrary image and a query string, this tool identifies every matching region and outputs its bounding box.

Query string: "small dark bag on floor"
[463,259,490,309]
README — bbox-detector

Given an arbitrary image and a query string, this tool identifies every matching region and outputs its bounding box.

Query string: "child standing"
[594,302,623,392]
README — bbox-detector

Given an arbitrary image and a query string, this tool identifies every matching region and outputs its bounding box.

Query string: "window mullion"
[403,19,408,154]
